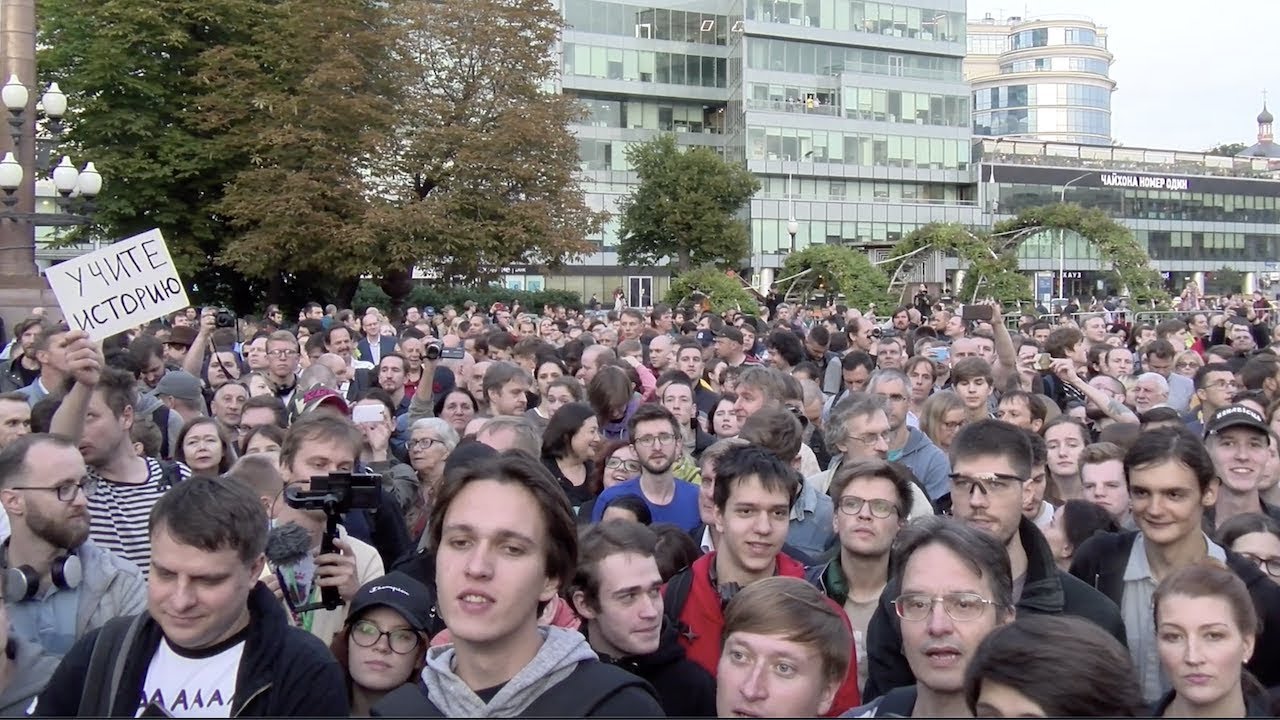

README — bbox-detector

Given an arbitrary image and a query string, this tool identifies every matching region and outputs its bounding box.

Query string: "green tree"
[618,134,760,272]
[364,0,605,314]
[193,0,404,306]
[1205,142,1248,157]
[1206,266,1245,295]
[665,267,757,313]
[778,245,892,311]
[37,0,266,308]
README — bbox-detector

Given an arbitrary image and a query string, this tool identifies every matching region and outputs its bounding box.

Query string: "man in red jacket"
[663,444,861,715]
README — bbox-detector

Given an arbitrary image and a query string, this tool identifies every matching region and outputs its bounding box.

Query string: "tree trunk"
[379,266,414,323]
[676,246,691,272]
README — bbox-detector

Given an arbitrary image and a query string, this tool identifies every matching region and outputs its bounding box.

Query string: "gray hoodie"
[421,626,599,717]
[0,637,59,716]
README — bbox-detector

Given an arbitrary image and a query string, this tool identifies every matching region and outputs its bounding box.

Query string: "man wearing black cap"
[1203,404,1280,528]
[712,326,751,368]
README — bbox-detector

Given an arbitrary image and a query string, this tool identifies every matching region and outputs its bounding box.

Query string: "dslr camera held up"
[282,472,382,611]
[214,308,237,329]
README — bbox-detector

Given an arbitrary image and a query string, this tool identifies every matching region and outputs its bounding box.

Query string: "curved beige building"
[965,13,1116,145]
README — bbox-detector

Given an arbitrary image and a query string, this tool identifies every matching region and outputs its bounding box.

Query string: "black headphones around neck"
[2,541,81,603]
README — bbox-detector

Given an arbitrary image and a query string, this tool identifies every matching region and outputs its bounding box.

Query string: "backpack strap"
[662,568,693,639]
[522,661,656,716]
[78,613,146,716]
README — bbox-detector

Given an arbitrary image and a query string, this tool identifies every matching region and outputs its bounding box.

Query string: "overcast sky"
[971,0,1271,151]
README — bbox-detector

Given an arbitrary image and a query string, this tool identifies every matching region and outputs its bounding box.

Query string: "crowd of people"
[0,288,1277,716]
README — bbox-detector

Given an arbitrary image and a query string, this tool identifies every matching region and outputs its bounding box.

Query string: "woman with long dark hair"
[541,402,602,515]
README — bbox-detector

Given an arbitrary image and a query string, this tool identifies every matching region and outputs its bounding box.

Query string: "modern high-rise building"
[965,13,1115,146]
[542,0,982,302]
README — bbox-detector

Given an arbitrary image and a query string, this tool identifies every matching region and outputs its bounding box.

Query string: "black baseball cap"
[1204,404,1271,439]
[714,325,744,344]
[346,571,437,632]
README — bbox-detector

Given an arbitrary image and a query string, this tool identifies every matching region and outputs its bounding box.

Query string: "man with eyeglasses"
[1203,405,1280,529]
[867,370,950,503]
[861,419,1125,701]
[843,516,1013,717]
[0,434,145,657]
[1185,364,1240,435]
[807,459,912,696]
[590,404,701,531]
[264,330,302,405]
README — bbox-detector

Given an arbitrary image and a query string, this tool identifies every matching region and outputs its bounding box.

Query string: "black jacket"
[32,582,348,717]
[591,622,717,717]
[1150,683,1275,717]
[862,516,1126,701]
[1068,530,1280,690]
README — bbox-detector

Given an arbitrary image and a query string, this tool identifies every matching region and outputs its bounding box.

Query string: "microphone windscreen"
[265,522,314,567]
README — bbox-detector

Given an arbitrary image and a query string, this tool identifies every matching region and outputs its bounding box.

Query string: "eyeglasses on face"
[408,437,443,451]
[634,433,677,448]
[1239,552,1280,578]
[10,476,98,502]
[893,592,999,622]
[349,620,422,654]
[848,431,892,446]
[837,496,899,518]
[605,458,642,473]
[949,472,1024,495]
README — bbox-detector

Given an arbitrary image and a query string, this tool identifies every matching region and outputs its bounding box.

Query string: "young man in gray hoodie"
[373,452,663,717]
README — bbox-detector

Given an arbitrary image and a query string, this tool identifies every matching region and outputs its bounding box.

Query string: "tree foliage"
[778,245,892,311]
[39,0,602,313]
[195,0,402,300]
[1205,142,1248,157]
[618,134,760,272]
[665,267,758,313]
[364,0,605,306]
[37,0,264,307]
[888,204,1168,307]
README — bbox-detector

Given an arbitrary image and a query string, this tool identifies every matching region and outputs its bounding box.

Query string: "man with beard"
[0,434,145,656]
[590,404,701,531]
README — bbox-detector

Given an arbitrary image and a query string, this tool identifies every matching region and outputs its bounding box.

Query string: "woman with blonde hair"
[919,389,966,453]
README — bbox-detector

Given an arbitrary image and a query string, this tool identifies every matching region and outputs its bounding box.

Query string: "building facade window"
[747,126,968,169]
[563,0,730,45]
[741,0,963,43]
[564,42,728,88]
[745,38,963,82]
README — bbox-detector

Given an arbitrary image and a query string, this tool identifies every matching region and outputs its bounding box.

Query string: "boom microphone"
[265,522,316,612]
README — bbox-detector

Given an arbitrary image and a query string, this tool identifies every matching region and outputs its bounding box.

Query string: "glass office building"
[965,14,1115,146]
[973,138,1280,298]
[543,0,981,301]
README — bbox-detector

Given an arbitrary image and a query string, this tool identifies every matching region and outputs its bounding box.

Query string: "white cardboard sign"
[44,229,190,341]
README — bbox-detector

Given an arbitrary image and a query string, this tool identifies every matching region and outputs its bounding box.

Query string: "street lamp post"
[1057,172,1091,301]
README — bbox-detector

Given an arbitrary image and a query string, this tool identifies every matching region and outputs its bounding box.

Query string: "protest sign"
[45,229,190,341]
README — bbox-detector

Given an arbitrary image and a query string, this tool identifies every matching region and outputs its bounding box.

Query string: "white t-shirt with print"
[137,637,244,718]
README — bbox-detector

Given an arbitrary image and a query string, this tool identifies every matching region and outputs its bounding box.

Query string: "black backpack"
[372,661,655,717]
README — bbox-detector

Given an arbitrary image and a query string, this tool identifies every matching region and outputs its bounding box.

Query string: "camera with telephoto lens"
[425,343,441,361]
[283,472,382,611]
[215,309,237,329]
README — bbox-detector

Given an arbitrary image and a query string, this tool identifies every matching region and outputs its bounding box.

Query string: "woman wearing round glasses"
[1216,513,1280,587]
[332,571,436,717]
[404,418,458,540]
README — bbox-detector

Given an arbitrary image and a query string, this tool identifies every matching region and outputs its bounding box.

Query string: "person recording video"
[259,414,385,646]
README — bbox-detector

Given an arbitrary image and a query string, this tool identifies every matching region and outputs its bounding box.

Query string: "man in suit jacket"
[356,313,397,366]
